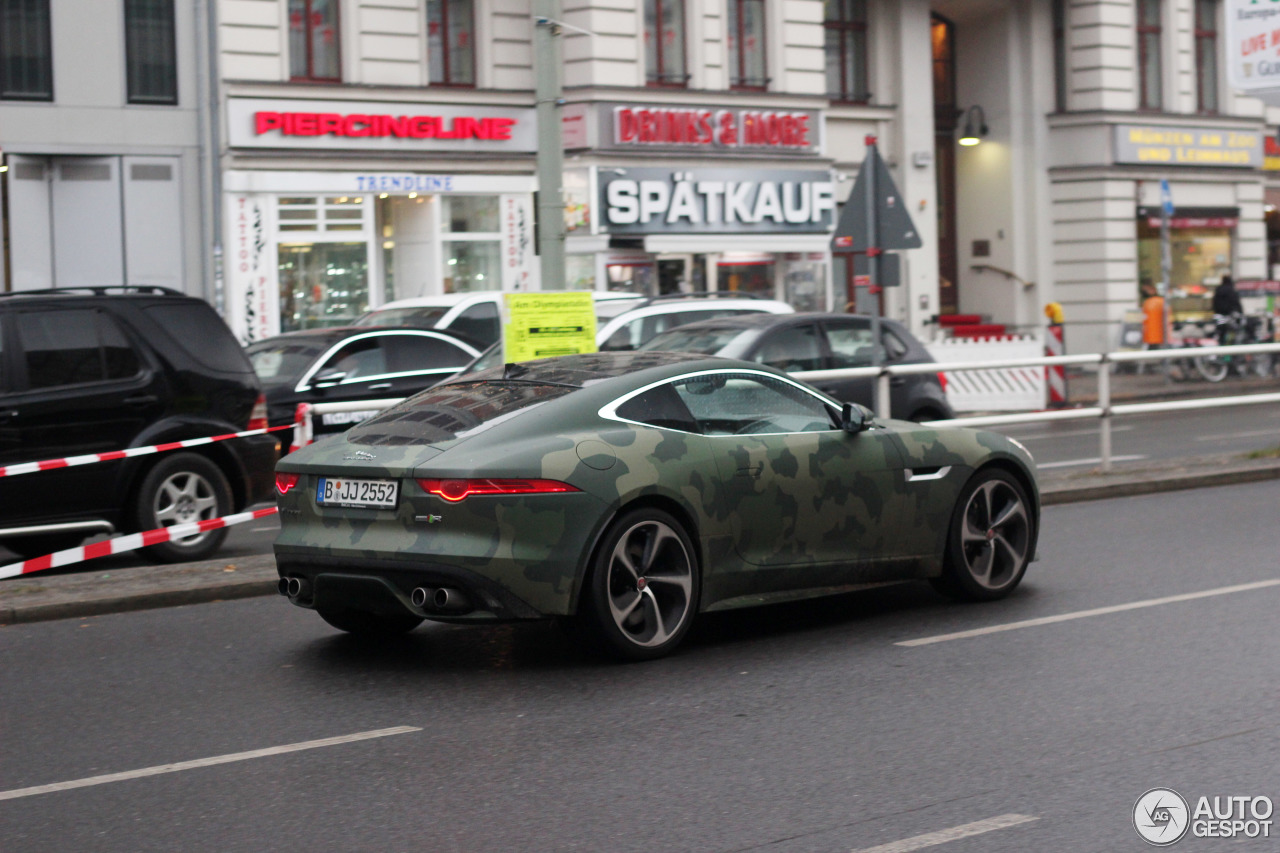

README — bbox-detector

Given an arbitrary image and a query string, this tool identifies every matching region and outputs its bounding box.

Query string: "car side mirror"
[841,402,870,434]
[313,369,346,389]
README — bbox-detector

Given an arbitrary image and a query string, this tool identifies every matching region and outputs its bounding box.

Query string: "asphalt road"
[2,480,1277,852]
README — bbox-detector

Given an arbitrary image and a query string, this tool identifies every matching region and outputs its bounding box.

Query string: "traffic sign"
[1160,179,1174,217]
[831,144,922,252]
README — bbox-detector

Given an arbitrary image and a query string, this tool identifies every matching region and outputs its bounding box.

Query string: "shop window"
[606,259,656,295]
[288,0,340,82]
[278,196,366,233]
[1137,219,1232,321]
[645,0,687,87]
[125,0,177,105]
[278,242,370,331]
[0,0,53,100]
[718,252,775,299]
[443,241,500,293]
[1194,0,1218,114]
[728,0,766,91]
[824,0,868,103]
[1137,0,1162,110]
[427,0,475,87]
[781,253,827,312]
[442,195,499,233]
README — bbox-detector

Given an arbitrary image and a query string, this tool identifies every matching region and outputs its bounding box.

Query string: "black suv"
[0,288,278,563]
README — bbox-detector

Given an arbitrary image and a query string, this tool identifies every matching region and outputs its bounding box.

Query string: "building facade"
[0,0,211,297]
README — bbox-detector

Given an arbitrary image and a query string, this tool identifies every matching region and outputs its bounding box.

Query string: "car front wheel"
[582,509,700,661]
[134,453,232,563]
[931,469,1034,601]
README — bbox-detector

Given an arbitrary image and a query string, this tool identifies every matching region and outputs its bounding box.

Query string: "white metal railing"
[800,341,1280,471]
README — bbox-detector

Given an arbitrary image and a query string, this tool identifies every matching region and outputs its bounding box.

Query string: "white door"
[122,156,183,290]
[6,156,53,291]
[51,157,124,286]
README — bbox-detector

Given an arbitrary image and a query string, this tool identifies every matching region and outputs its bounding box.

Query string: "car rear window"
[355,307,449,328]
[245,340,326,385]
[346,381,575,446]
[145,303,253,373]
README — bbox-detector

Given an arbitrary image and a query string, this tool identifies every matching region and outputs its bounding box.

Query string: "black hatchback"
[639,313,954,422]
[0,287,279,563]
[245,327,483,435]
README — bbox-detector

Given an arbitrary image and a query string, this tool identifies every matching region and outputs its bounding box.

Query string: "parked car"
[638,313,954,422]
[354,291,647,346]
[449,292,798,379]
[0,287,278,562]
[273,351,1039,660]
[245,327,483,434]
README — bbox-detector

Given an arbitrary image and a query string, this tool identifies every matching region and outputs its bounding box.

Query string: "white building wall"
[1070,0,1137,112]
[357,0,426,86]
[221,0,287,81]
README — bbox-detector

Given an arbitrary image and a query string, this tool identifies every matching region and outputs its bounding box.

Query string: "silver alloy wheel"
[153,471,220,545]
[606,520,694,648]
[959,479,1031,591]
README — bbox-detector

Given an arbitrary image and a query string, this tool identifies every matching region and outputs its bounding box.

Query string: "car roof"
[649,311,893,332]
[374,291,643,311]
[246,326,484,349]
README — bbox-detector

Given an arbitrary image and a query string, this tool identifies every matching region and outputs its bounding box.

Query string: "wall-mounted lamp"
[957,105,988,147]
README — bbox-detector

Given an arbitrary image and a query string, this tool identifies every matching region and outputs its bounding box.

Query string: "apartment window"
[427,0,475,86]
[1195,0,1218,113]
[0,0,52,100]
[125,0,176,104]
[1052,0,1068,111]
[1137,0,1162,110]
[288,0,340,82]
[645,0,687,87]
[728,0,766,90]
[824,0,868,103]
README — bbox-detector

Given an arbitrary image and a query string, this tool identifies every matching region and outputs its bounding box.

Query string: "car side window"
[752,325,824,372]
[321,338,387,381]
[824,322,883,368]
[602,317,645,351]
[882,329,909,361]
[384,335,474,374]
[615,383,701,433]
[672,372,835,435]
[16,309,141,390]
[449,302,500,345]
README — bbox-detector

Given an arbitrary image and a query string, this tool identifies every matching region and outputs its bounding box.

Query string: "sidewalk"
[4,450,1280,627]
[1056,365,1279,406]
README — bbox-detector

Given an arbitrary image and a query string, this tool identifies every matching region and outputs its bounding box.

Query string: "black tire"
[317,609,423,636]
[931,469,1035,602]
[133,452,232,563]
[1,533,86,560]
[581,508,700,661]
[1195,354,1228,383]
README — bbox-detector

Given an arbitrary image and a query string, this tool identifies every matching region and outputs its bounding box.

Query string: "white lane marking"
[250,525,279,532]
[899,579,1280,647]
[1193,429,1279,441]
[1037,454,1146,469]
[1009,425,1133,441]
[0,726,421,802]
[850,814,1039,853]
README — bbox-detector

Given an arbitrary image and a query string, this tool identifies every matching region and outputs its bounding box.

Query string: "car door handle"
[124,394,159,407]
[735,464,763,478]
[368,383,393,390]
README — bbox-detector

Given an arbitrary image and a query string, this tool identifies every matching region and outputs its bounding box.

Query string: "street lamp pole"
[533,1,565,290]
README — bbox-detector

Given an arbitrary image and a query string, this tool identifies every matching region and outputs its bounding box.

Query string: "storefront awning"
[642,234,832,253]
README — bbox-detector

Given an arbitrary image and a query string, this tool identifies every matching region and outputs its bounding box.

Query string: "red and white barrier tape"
[0,425,291,479]
[0,506,279,579]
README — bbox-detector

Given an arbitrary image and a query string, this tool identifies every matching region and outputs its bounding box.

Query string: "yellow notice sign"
[502,292,598,363]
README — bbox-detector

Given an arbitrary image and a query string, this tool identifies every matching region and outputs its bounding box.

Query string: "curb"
[4,457,1280,627]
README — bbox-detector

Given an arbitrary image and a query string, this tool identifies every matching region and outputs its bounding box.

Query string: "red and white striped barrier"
[0,425,292,479]
[289,398,404,453]
[0,506,279,579]
[1045,323,1068,407]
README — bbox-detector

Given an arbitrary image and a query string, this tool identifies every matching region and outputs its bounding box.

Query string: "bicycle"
[1165,320,1222,383]
[1194,313,1275,382]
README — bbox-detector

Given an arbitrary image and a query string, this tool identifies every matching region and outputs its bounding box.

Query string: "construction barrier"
[0,507,279,579]
[1045,323,1068,406]
[0,425,292,479]
[289,398,405,453]
[925,334,1046,412]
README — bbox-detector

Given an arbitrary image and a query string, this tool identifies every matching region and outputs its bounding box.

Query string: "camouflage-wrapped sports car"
[274,352,1039,660]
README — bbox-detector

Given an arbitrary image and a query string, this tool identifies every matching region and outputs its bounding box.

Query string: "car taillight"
[276,472,299,495]
[248,393,269,431]
[416,478,580,502]
[936,371,948,392]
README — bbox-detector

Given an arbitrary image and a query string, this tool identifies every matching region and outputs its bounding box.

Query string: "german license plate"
[316,477,398,509]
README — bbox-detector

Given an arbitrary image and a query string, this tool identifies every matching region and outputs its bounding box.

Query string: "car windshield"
[346,381,575,447]
[638,326,751,355]
[245,339,326,385]
[354,307,449,328]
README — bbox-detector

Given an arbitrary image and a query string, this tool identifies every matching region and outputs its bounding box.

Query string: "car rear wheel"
[582,509,700,661]
[134,453,232,563]
[317,609,423,636]
[931,469,1034,601]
